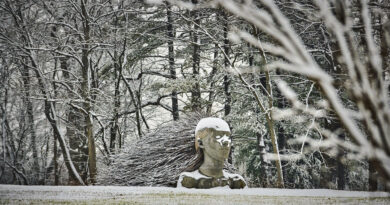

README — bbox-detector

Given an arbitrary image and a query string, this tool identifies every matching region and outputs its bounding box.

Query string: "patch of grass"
[2,193,390,205]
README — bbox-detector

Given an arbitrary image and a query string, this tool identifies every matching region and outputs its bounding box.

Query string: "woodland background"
[1,0,390,192]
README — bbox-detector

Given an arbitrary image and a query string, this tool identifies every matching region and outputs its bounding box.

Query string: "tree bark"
[267,117,284,188]
[110,49,121,154]
[3,0,85,185]
[44,103,85,185]
[223,10,231,116]
[206,43,218,114]
[191,0,201,112]
[260,30,284,188]
[135,91,143,138]
[121,73,143,138]
[32,58,86,185]
[166,1,179,120]
[81,0,96,184]
[0,68,8,182]
[257,132,269,187]
[249,39,269,187]
[60,57,88,185]
[51,64,59,185]
[369,159,378,191]
[337,133,346,190]
[53,127,59,185]
[21,62,40,184]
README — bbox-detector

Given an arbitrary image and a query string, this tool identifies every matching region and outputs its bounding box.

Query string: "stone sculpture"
[177,117,246,189]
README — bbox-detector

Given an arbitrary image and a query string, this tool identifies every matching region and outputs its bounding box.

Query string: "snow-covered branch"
[213,0,390,185]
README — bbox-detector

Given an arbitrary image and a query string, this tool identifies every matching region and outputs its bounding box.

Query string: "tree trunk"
[81,0,96,184]
[86,113,96,184]
[51,65,59,185]
[30,56,85,185]
[369,160,378,191]
[257,132,269,187]
[223,10,231,117]
[44,103,85,185]
[222,10,233,164]
[166,1,179,120]
[109,12,123,154]
[245,25,284,188]
[21,63,40,184]
[135,91,143,138]
[0,70,8,182]
[29,56,86,185]
[206,43,218,115]
[337,132,346,190]
[53,128,59,185]
[191,0,201,112]
[262,34,284,188]
[277,122,287,186]
[110,48,121,154]
[274,72,290,188]
[267,117,285,188]
[249,40,269,187]
[61,57,88,185]
[121,74,143,138]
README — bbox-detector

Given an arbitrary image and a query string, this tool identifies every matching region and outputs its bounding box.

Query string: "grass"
[1,192,390,205]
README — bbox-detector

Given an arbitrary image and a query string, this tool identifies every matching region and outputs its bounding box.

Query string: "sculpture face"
[177,118,246,189]
[200,130,231,162]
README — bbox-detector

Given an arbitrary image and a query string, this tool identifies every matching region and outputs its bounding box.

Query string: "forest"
[0,0,390,193]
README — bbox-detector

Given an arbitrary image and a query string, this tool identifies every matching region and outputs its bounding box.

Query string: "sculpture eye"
[215,135,221,139]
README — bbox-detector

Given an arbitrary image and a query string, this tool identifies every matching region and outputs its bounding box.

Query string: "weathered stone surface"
[178,170,246,189]
[177,118,247,189]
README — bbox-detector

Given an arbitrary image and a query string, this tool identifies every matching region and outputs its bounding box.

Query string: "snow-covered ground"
[1,185,389,204]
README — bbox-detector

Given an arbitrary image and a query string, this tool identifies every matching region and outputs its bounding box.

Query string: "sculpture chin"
[207,146,230,161]
[219,148,230,159]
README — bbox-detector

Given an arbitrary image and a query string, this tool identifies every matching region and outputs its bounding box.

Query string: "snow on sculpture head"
[178,117,246,188]
[194,117,231,152]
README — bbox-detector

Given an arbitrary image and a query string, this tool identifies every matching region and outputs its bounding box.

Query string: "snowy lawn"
[1,185,390,204]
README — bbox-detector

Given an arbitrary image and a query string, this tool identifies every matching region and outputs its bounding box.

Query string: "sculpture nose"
[221,135,231,147]
[217,135,231,147]
[222,140,229,146]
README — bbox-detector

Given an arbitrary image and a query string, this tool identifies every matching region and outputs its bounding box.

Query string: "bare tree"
[0,0,86,185]
[213,0,390,188]
[166,1,180,121]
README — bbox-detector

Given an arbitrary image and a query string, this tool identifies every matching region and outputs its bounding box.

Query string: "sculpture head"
[178,117,246,188]
[195,118,231,162]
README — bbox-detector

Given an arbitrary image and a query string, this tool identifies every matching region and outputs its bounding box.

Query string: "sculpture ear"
[198,138,204,149]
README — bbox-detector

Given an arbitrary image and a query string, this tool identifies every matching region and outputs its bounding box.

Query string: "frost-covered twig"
[213,0,390,185]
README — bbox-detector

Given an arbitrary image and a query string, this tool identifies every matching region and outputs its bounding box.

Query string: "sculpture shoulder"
[177,170,211,188]
[222,171,244,180]
[177,170,247,189]
[223,171,247,189]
